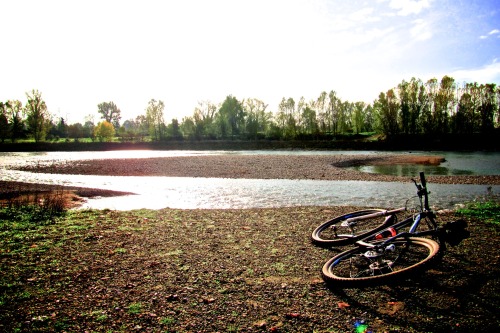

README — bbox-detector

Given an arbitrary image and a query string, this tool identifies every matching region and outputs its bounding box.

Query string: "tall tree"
[166,118,182,139]
[217,95,245,139]
[352,101,366,134]
[398,80,410,134]
[479,83,497,133]
[97,101,121,128]
[408,77,427,134]
[145,99,165,141]
[374,89,400,135]
[432,75,455,134]
[454,91,474,134]
[243,98,270,139]
[327,91,341,135]
[180,116,196,140]
[0,102,9,142]
[301,105,318,135]
[276,97,297,138]
[193,100,217,139]
[316,91,329,133]
[25,89,49,142]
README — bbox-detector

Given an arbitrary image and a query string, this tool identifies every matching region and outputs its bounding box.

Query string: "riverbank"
[1,132,499,152]
[1,206,498,332]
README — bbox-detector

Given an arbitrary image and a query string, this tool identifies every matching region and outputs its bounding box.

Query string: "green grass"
[127,302,143,314]
[160,317,175,325]
[457,201,500,225]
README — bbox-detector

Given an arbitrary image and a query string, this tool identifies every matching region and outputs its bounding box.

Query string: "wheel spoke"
[322,237,440,286]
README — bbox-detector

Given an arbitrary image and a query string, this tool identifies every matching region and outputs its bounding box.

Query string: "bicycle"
[312,172,469,287]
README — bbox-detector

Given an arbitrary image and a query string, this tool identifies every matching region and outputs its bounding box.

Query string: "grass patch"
[127,302,143,314]
[457,201,500,225]
[160,316,175,325]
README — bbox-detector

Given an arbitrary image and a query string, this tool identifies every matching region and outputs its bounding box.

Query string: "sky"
[1,0,499,125]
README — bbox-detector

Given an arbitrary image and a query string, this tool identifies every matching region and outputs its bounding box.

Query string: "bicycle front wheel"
[311,209,394,247]
[322,237,440,287]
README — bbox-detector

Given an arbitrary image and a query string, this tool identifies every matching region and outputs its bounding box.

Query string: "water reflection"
[78,178,498,211]
[355,164,474,176]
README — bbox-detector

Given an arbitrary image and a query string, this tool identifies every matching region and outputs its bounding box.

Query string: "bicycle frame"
[355,172,439,248]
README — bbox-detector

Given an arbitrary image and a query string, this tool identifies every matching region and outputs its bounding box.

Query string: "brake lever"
[412,178,423,192]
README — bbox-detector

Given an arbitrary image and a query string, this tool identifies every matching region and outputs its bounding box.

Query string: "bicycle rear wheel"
[322,237,440,287]
[311,209,394,247]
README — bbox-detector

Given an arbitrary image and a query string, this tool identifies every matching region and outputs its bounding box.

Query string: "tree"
[192,100,217,139]
[97,101,121,128]
[301,105,318,135]
[243,98,270,139]
[327,91,341,135]
[134,115,149,139]
[180,116,196,140]
[374,89,400,135]
[398,80,411,134]
[145,99,165,141]
[432,75,455,134]
[352,101,366,134]
[55,117,68,139]
[217,95,245,139]
[316,91,329,132]
[408,77,427,134]
[479,83,497,133]
[166,118,182,140]
[276,97,297,138]
[0,102,9,142]
[94,121,115,142]
[5,100,25,142]
[25,89,49,142]
[67,123,84,139]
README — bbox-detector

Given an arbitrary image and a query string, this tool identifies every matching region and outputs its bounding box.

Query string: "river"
[1,150,499,210]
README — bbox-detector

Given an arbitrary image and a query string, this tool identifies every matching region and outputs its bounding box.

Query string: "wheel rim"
[312,209,391,246]
[323,237,439,285]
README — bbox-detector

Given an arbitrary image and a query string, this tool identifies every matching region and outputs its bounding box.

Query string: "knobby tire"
[322,237,440,287]
[311,209,394,247]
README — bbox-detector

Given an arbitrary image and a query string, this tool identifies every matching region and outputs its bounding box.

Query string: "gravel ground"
[9,154,500,186]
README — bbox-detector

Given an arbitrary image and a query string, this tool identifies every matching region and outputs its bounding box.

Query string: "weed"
[227,324,239,332]
[54,317,69,331]
[273,262,286,274]
[160,316,175,325]
[127,302,143,314]
[457,201,500,225]
[166,249,183,256]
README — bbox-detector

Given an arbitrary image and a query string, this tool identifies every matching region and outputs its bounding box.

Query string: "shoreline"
[2,153,499,207]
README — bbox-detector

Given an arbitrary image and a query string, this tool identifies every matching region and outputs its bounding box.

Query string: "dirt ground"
[1,153,499,332]
[1,207,498,333]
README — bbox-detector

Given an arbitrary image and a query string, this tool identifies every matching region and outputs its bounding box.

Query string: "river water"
[1,150,499,210]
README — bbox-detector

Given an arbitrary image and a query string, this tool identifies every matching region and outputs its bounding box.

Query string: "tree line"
[1,76,498,144]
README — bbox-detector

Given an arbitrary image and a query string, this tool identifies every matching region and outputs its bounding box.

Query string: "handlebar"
[412,172,430,211]
[346,172,431,225]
